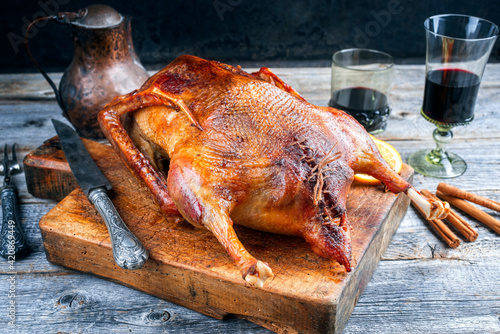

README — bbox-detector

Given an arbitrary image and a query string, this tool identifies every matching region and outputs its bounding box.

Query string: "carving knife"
[52,119,148,270]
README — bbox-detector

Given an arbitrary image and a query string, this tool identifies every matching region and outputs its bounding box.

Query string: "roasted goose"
[98,55,448,287]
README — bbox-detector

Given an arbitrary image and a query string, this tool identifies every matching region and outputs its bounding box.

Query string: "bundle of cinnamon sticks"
[411,182,500,248]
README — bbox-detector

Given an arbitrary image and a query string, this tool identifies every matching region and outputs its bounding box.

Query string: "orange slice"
[354,136,403,185]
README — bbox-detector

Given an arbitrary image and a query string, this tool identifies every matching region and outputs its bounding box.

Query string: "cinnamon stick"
[411,192,460,248]
[436,190,500,236]
[421,189,478,242]
[437,182,500,213]
[446,213,478,242]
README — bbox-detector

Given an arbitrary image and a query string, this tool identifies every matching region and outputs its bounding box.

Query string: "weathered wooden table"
[0,64,499,333]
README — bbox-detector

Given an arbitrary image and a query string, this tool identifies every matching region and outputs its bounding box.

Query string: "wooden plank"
[345,259,500,333]
[0,102,66,148]
[0,73,62,101]
[0,272,272,333]
[2,257,499,333]
[1,94,499,154]
[37,139,412,333]
[392,140,500,196]
[1,64,498,103]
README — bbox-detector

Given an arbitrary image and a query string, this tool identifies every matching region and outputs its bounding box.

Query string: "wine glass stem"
[427,125,453,164]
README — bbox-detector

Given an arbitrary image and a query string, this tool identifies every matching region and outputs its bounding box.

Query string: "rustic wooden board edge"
[23,136,78,200]
[38,180,412,334]
[23,136,111,201]
[335,178,412,333]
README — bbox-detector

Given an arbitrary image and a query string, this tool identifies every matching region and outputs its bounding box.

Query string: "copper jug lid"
[72,4,123,28]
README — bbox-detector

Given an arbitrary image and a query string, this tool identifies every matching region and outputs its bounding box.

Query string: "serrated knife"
[52,119,148,270]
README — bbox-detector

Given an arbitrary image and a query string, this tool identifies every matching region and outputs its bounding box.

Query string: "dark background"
[2,0,499,73]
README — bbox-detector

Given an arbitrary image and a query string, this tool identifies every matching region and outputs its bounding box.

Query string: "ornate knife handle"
[88,188,148,270]
[0,185,30,258]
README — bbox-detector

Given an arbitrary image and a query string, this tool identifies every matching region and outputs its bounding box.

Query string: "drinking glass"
[408,14,499,178]
[329,48,394,134]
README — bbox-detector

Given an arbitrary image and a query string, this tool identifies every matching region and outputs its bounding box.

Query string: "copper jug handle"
[24,11,86,118]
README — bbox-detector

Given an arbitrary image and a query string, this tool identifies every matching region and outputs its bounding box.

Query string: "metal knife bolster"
[88,187,148,270]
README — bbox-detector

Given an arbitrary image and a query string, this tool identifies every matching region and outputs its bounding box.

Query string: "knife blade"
[51,119,148,270]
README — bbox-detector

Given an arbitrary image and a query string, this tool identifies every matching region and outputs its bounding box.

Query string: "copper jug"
[26,4,149,139]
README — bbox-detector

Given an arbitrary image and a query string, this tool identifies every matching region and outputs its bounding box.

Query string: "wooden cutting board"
[31,137,412,334]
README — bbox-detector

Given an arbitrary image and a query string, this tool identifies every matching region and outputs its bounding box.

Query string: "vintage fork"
[0,144,30,258]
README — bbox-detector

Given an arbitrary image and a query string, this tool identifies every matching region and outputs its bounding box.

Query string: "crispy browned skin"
[98,55,437,286]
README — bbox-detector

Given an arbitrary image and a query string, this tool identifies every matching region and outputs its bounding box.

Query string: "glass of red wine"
[329,49,394,134]
[408,14,498,178]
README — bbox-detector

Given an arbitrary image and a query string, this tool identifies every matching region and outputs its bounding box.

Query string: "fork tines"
[1,144,21,176]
